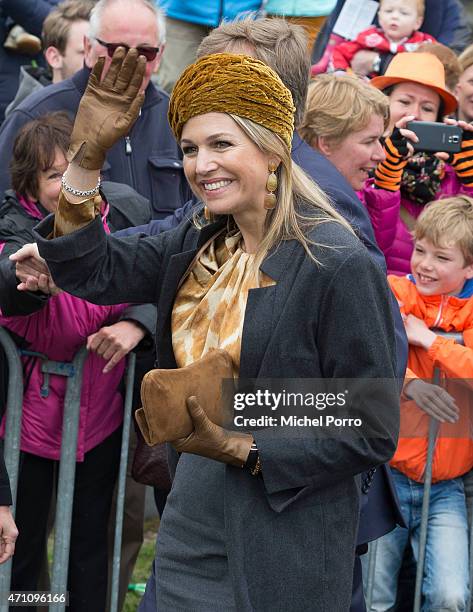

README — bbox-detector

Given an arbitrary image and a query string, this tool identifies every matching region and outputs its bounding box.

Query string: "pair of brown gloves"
[66,50,254,468]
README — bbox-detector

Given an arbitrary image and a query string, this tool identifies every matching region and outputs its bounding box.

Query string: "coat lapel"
[240,240,299,379]
[156,224,301,374]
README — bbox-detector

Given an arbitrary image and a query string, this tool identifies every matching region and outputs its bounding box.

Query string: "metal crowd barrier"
[0,327,136,612]
[365,330,469,610]
[0,327,23,604]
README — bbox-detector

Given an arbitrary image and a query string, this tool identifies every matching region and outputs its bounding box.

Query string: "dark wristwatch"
[246,442,262,476]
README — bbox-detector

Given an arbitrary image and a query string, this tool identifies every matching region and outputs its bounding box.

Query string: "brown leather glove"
[53,189,103,237]
[67,47,146,170]
[171,397,253,467]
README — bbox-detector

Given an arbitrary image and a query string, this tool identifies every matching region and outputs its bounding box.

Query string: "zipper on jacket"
[124,135,136,188]
[125,107,142,191]
[432,295,447,328]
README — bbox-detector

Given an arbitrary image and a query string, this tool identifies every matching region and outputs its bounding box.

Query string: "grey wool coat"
[35,211,399,611]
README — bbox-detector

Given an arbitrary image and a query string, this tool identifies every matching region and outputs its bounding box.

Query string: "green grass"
[123,517,160,612]
[47,516,159,612]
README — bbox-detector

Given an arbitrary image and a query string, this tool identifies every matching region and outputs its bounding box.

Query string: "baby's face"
[378,0,423,42]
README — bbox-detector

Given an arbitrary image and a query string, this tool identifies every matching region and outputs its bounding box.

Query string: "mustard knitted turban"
[168,53,295,150]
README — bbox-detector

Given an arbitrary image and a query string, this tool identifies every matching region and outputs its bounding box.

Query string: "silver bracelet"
[61,172,101,198]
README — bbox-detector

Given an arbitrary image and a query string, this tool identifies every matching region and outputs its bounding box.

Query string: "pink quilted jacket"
[359,166,473,276]
[0,197,127,461]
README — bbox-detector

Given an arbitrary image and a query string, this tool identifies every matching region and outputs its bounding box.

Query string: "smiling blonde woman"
[14,49,399,611]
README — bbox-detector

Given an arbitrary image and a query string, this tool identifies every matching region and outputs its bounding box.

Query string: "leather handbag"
[135,348,234,445]
[131,430,172,490]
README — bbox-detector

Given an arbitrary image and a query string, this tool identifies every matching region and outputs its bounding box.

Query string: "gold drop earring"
[204,205,215,222]
[264,161,278,210]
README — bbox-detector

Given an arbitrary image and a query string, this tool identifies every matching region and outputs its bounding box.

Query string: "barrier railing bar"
[413,331,465,611]
[49,346,88,612]
[0,328,24,609]
[0,328,135,610]
[413,380,439,612]
[469,498,473,611]
[110,352,136,612]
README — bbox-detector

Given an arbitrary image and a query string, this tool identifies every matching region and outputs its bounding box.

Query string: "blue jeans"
[363,469,469,611]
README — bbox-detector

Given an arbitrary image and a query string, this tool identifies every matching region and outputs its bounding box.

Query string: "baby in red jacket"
[330,0,435,76]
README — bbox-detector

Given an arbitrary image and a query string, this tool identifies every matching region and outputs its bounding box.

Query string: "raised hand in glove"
[171,396,254,467]
[67,47,146,170]
[374,115,417,191]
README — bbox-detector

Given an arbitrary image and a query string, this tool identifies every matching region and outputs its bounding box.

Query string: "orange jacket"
[388,275,473,483]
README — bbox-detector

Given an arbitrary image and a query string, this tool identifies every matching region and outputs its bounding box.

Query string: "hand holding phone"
[406,121,462,154]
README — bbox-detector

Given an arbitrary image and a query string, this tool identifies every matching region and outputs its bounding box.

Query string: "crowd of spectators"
[0,0,472,610]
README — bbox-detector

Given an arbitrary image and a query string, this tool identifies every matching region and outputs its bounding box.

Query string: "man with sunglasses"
[0,0,192,218]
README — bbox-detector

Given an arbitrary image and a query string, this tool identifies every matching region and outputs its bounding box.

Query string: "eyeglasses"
[95,38,160,62]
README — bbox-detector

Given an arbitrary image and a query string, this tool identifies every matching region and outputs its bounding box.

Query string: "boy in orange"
[367,195,473,609]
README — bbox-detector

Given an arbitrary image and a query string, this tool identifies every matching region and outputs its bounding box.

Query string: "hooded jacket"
[389,273,473,483]
[0,183,154,460]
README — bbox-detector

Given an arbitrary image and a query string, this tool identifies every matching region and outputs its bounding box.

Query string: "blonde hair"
[414,196,473,265]
[459,44,473,74]
[195,114,354,272]
[196,17,309,127]
[379,0,425,19]
[299,74,390,149]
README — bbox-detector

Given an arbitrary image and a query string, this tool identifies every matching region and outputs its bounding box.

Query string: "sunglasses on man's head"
[95,38,160,62]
